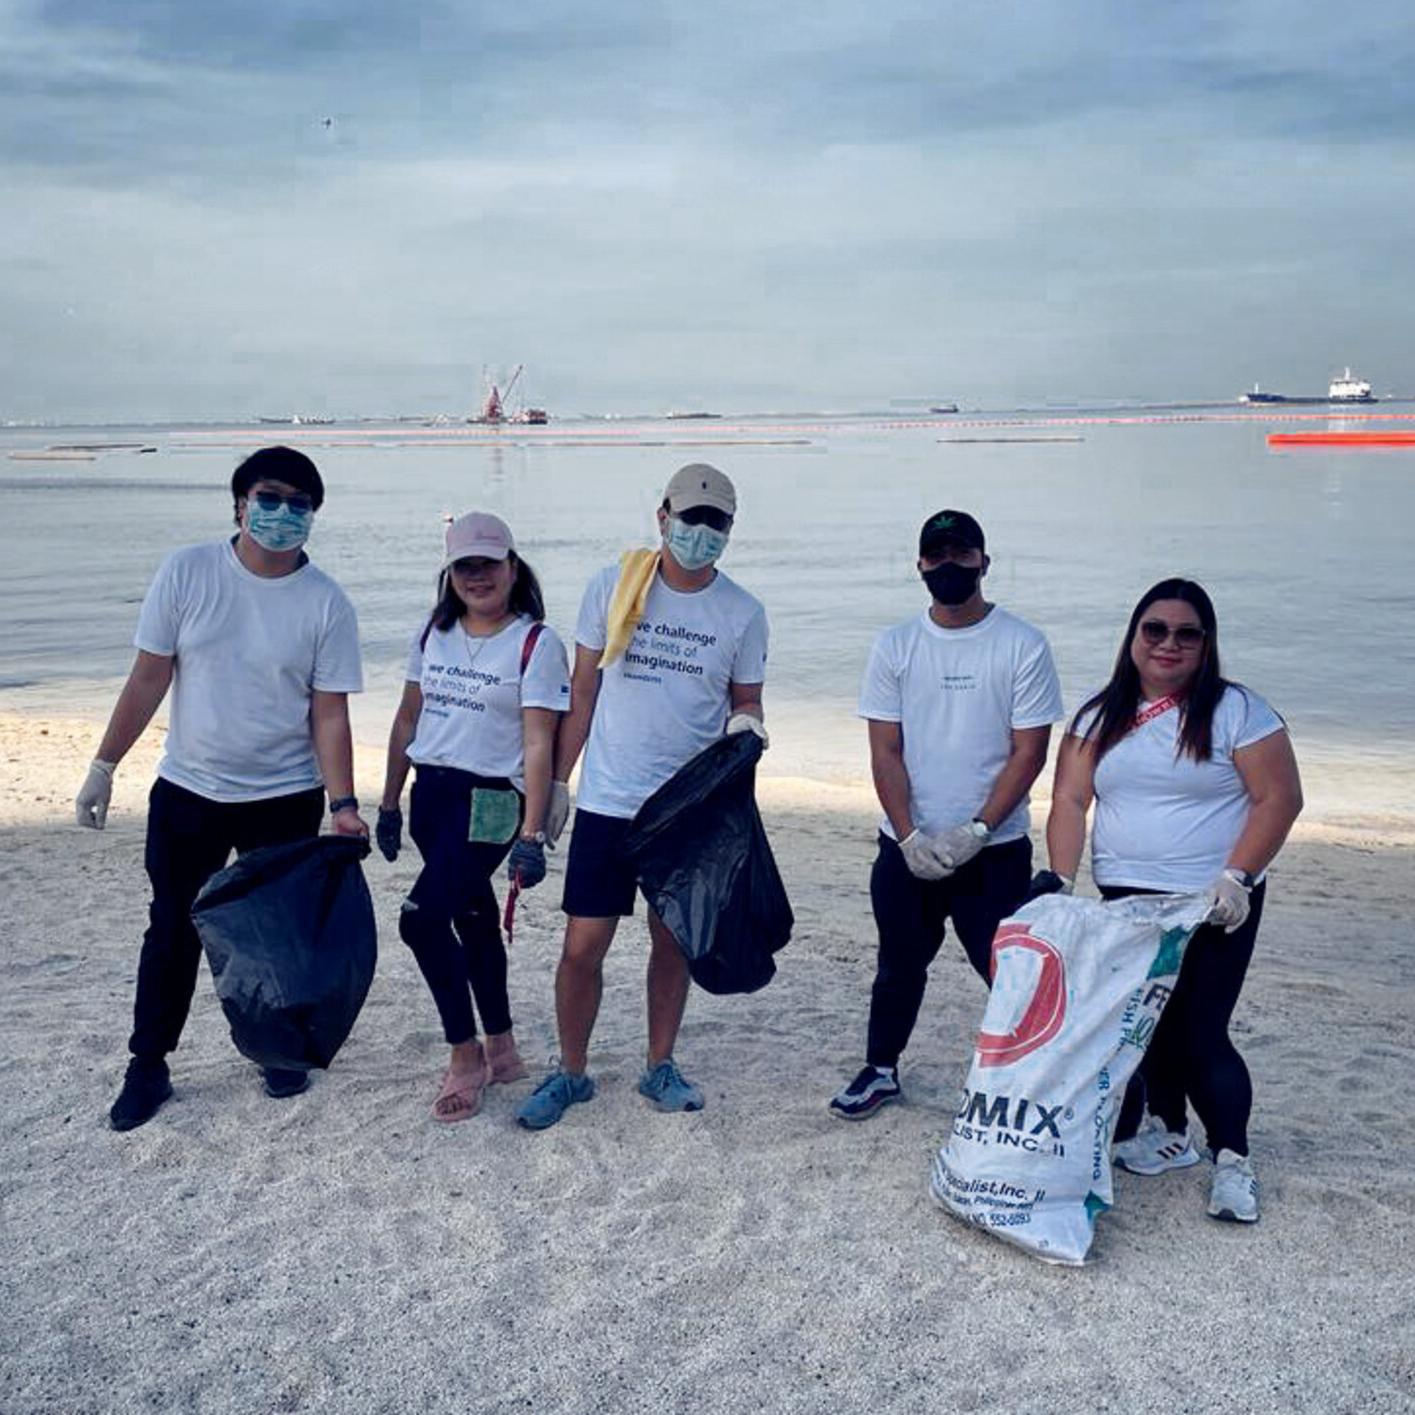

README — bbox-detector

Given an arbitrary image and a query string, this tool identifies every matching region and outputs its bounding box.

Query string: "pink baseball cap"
[443,511,515,567]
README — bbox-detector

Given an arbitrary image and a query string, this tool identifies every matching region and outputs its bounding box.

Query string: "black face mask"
[923,562,982,606]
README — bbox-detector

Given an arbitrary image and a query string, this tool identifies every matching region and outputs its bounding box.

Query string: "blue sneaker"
[515,1067,594,1130]
[638,1058,704,1113]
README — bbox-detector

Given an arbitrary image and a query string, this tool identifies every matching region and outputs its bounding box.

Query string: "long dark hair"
[423,552,545,644]
[1073,578,1228,763]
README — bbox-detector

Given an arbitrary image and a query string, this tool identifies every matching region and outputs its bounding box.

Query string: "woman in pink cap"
[378,512,571,1121]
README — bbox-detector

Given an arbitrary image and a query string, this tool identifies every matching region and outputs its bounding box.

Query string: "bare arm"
[729,681,764,722]
[1228,731,1304,876]
[868,719,914,841]
[520,707,559,836]
[1046,733,1097,882]
[553,644,603,782]
[380,681,422,811]
[975,725,1052,833]
[311,690,367,837]
[95,651,174,765]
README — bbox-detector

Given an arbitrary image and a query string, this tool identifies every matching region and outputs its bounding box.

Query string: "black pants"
[400,766,520,1046]
[1104,882,1266,1156]
[866,833,1032,1069]
[130,777,325,1060]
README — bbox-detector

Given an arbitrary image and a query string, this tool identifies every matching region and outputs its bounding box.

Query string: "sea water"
[2,414,1411,829]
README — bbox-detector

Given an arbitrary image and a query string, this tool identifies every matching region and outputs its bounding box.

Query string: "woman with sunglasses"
[378,512,570,1122]
[1039,578,1302,1223]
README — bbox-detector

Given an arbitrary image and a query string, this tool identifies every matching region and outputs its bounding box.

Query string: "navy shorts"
[561,808,642,918]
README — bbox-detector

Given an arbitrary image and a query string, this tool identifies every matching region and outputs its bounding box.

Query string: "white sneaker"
[1113,1117,1202,1175]
[1208,1149,1259,1223]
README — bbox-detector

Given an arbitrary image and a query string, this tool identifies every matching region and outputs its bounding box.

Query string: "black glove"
[506,838,547,890]
[375,807,402,862]
[1025,868,1072,903]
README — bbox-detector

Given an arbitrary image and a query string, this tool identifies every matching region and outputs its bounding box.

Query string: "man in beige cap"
[516,464,769,1129]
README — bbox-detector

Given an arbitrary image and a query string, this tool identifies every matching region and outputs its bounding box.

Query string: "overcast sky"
[2,1,1412,421]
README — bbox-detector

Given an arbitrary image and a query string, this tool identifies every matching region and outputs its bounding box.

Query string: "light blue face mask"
[246,499,314,553]
[665,517,729,571]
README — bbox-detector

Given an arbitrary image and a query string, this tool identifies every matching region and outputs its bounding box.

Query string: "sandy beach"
[3,709,1413,1414]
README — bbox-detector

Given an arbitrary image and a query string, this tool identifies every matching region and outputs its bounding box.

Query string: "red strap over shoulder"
[1133,693,1181,730]
[519,621,545,695]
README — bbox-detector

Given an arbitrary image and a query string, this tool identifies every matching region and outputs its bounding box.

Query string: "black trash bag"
[625,732,793,995]
[191,835,377,1071]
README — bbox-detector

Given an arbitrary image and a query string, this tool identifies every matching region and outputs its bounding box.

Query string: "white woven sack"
[930,892,1210,1265]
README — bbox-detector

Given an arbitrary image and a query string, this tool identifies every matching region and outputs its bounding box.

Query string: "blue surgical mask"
[246,499,313,553]
[665,517,729,571]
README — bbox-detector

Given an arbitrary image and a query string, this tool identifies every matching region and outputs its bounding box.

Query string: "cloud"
[2,0,1413,419]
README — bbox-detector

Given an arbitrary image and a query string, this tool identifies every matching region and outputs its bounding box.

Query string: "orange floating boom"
[1267,431,1415,447]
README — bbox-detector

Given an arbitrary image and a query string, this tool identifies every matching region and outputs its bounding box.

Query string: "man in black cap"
[76,446,367,1131]
[829,508,1062,1120]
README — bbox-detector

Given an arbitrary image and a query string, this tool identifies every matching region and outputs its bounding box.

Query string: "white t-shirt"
[405,614,570,787]
[858,606,1063,844]
[134,539,364,803]
[1077,684,1287,892]
[575,564,769,819]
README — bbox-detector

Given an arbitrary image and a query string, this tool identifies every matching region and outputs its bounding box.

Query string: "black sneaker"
[261,1067,310,1099]
[828,1065,901,1121]
[109,1056,173,1132]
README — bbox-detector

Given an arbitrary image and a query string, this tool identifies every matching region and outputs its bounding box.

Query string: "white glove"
[76,759,117,829]
[1207,869,1252,933]
[726,712,769,749]
[898,829,951,881]
[935,819,990,871]
[544,780,571,845]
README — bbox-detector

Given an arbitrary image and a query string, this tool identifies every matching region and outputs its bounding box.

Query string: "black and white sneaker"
[1113,1117,1201,1175]
[828,1065,901,1121]
[1208,1149,1259,1223]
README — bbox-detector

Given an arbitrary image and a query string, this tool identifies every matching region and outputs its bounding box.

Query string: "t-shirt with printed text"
[574,563,768,819]
[405,614,570,788]
[858,606,1063,844]
[134,539,363,803]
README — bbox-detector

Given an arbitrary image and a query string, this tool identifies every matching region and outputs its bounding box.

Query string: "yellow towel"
[601,548,660,665]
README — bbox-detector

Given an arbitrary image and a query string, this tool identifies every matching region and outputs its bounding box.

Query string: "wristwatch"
[328,795,359,816]
[969,817,992,840]
[520,830,547,845]
[1223,867,1256,890]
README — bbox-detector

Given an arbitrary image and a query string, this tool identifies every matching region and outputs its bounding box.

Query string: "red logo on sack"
[977,923,1067,1067]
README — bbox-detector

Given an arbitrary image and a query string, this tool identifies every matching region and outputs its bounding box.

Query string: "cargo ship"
[1240,370,1377,405]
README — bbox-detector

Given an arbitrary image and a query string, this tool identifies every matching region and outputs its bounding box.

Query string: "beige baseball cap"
[664,463,737,517]
[443,511,514,567]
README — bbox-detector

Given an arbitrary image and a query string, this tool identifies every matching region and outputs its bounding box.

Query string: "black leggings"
[1104,881,1266,1156]
[400,766,520,1045]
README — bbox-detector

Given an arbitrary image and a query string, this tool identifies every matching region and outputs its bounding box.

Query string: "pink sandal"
[431,1045,487,1123]
[484,1030,528,1085]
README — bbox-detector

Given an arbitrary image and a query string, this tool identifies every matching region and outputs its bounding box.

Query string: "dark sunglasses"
[676,505,733,533]
[1140,619,1205,649]
[252,489,314,515]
